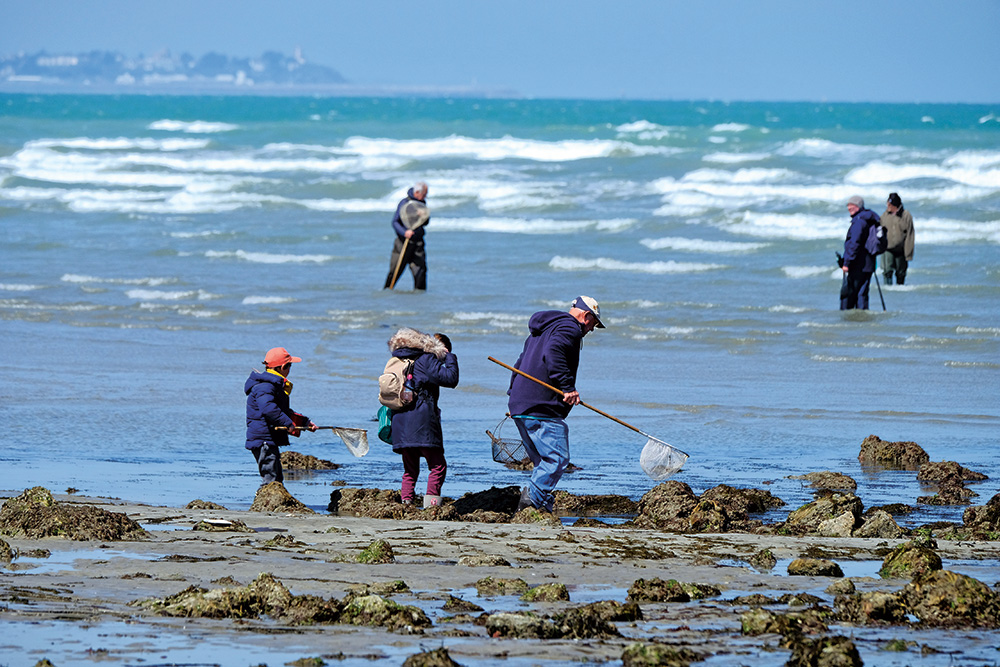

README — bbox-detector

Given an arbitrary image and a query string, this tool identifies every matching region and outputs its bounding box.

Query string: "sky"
[2,0,999,104]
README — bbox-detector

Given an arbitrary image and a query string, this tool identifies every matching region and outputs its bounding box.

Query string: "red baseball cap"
[264,347,302,367]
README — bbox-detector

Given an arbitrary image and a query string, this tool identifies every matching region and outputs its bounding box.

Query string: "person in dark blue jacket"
[386,328,459,505]
[383,183,429,290]
[244,347,316,484]
[840,195,881,310]
[507,296,605,512]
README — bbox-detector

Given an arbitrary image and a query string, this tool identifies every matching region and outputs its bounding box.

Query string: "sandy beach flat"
[2,492,1000,666]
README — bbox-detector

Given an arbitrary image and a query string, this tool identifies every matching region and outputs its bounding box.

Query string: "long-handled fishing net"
[276,426,369,457]
[488,356,688,480]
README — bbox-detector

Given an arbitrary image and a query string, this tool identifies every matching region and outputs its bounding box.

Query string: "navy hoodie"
[843,207,881,272]
[507,310,585,419]
[391,188,429,241]
[244,370,306,450]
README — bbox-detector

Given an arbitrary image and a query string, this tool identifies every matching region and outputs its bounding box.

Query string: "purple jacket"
[843,207,881,272]
[507,310,585,419]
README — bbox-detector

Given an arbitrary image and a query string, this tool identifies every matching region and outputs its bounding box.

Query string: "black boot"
[883,273,893,285]
[896,274,905,286]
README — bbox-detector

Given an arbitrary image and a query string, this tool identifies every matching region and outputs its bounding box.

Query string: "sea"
[1,94,998,525]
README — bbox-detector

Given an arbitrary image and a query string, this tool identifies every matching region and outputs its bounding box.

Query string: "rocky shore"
[2,435,999,666]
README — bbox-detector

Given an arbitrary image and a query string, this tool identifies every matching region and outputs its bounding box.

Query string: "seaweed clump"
[0,487,148,541]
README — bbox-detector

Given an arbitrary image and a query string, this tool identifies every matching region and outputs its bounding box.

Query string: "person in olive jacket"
[881,192,915,285]
[244,347,317,484]
[386,327,459,505]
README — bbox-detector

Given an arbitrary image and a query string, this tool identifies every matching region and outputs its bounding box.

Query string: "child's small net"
[639,436,688,480]
[334,428,369,457]
[486,416,527,465]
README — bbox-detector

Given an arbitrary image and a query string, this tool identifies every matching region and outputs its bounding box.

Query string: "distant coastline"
[0,47,520,98]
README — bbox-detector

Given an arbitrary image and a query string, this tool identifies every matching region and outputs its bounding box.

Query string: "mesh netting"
[486,417,527,465]
[639,436,688,480]
[334,428,369,457]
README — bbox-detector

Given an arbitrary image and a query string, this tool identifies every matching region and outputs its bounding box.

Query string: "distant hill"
[0,48,346,89]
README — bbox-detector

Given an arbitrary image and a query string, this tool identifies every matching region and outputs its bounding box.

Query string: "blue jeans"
[513,416,570,512]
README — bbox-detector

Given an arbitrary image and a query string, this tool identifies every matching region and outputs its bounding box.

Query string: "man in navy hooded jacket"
[508,296,605,512]
[383,182,429,290]
[840,195,881,310]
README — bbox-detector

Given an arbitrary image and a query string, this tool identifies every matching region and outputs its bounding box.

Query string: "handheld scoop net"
[488,356,689,480]
[276,426,369,458]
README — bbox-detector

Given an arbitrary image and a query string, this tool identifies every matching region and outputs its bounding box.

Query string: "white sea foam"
[769,305,809,313]
[782,266,832,279]
[711,123,753,132]
[242,296,294,305]
[725,211,846,240]
[31,137,210,151]
[62,274,175,286]
[847,160,1000,189]
[205,250,332,264]
[641,237,767,253]
[683,167,797,184]
[125,289,214,301]
[956,326,1000,336]
[169,230,227,239]
[342,135,667,162]
[615,120,673,140]
[148,119,239,133]
[433,217,635,234]
[0,283,43,291]
[703,152,770,164]
[549,256,724,274]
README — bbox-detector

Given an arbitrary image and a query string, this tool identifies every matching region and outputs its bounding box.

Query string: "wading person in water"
[383,182,430,291]
[244,347,316,484]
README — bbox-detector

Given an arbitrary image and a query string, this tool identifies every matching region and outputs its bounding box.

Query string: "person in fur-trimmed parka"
[386,327,459,504]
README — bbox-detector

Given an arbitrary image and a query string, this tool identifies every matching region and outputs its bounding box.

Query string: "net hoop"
[639,436,688,480]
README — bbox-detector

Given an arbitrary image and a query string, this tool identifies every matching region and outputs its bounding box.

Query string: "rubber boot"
[423,495,441,508]
[883,273,893,285]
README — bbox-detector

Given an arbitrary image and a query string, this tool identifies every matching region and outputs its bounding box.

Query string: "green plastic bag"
[377,405,393,444]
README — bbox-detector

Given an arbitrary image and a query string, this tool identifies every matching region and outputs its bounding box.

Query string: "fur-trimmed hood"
[388,327,448,359]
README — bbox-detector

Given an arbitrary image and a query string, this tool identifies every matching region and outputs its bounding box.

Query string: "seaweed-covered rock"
[739,607,828,637]
[450,486,520,516]
[521,582,569,602]
[701,484,785,516]
[510,506,562,527]
[553,604,621,638]
[554,491,639,516]
[879,540,942,579]
[475,576,529,596]
[578,599,643,622]
[681,582,721,599]
[0,537,13,563]
[787,558,843,578]
[357,539,395,564]
[917,461,988,483]
[854,510,905,539]
[817,510,856,537]
[858,435,929,469]
[134,572,322,621]
[441,595,484,613]
[281,451,340,470]
[622,643,698,667]
[340,593,430,631]
[788,471,858,491]
[250,482,314,514]
[345,580,410,598]
[457,554,511,567]
[748,548,777,571]
[962,493,1000,536]
[627,577,690,603]
[784,492,862,535]
[687,499,729,533]
[186,499,227,510]
[917,481,976,506]
[192,519,255,533]
[485,612,559,639]
[902,569,1000,627]
[0,486,148,541]
[865,503,913,517]
[328,487,402,514]
[834,590,907,624]
[629,481,699,532]
[825,579,855,596]
[403,647,463,667]
[786,635,862,667]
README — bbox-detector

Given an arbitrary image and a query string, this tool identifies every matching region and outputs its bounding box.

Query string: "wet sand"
[2,492,1000,666]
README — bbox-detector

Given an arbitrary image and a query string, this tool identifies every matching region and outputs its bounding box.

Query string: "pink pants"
[400,447,447,502]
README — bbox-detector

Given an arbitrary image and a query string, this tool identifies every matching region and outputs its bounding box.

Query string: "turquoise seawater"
[0,94,998,523]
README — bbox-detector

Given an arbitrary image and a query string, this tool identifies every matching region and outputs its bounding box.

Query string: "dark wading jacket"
[244,370,307,450]
[843,207,881,273]
[507,310,585,420]
[391,188,429,241]
[387,328,459,451]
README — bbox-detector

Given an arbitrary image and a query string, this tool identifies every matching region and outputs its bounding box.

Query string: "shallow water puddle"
[11,548,154,575]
